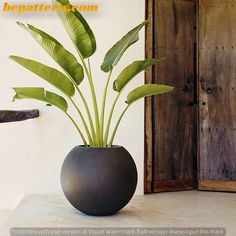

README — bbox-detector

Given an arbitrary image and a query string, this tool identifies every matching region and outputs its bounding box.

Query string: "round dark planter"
[61,145,137,216]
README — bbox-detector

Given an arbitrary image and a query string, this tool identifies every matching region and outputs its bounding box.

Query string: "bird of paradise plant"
[10,0,173,147]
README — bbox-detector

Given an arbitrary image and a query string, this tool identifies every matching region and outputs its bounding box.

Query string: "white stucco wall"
[0,0,145,209]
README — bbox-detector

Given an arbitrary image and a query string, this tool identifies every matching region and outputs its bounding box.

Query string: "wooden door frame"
[144,0,154,193]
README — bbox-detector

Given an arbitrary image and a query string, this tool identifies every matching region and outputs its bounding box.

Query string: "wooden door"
[198,0,236,191]
[145,0,197,192]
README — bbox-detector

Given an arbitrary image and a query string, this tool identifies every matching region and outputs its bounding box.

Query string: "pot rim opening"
[77,145,123,149]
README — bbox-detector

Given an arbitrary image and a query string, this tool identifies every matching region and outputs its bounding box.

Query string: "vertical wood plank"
[198,0,236,187]
[145,0,196,192]
[144,0,154,193]
[153,0,196,191]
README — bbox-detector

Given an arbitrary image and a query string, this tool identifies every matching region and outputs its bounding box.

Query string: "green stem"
[61,68,98,146]
[55,61,97,145]
[100,69,113,146]
[75,85,98,146]
[87,58,101,145]
[77,51,101,146]
[68,97,93,146]
[108,104,130,147]
[64,112,88,146]
[103,91,122,146]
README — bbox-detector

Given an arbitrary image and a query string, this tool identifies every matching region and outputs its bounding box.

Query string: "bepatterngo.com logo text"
[2,1,98,14]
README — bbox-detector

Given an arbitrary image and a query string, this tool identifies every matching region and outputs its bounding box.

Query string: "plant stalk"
[103,91,122,146]
[108,104,130,147]
[64,112,88,146]
[86,58,101,145]
[75,85,98,146]
[100,69,113,146]
[77,51,101,146]
[68,97,93,146]
[61,67,98,146]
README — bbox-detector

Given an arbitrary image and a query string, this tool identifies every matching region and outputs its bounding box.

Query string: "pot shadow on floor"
[70,206,137,218]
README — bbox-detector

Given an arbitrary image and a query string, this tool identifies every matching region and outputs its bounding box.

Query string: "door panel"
[145,0,197,192]
[198,0,236,190]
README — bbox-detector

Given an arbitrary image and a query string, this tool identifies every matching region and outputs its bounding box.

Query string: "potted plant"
[9,0,173,216]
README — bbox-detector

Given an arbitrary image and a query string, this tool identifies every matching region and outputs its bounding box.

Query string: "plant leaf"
[113,59,157,92]
[46,91,68,111]
[126,84,174,104]
[13,87,68,111]
[9,56,75,97]
[101,20,149,72]
[17,22,84,85]
[55,0,96,58]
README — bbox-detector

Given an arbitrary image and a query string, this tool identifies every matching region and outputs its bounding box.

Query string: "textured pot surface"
[61,146,137,216]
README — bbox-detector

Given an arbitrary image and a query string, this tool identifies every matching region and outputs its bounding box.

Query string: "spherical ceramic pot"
[61,145,137,216]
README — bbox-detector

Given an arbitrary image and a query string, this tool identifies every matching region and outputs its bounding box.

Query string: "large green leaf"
[101,20,148,72]
[126,84,174,104]
[13,87,68,111]
[17,22,84,85]
[113,59,157,92]
[54,0,96,58]
[9,56,75,97]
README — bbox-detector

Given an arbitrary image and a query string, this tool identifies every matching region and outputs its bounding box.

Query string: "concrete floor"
[0,191,235,235]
